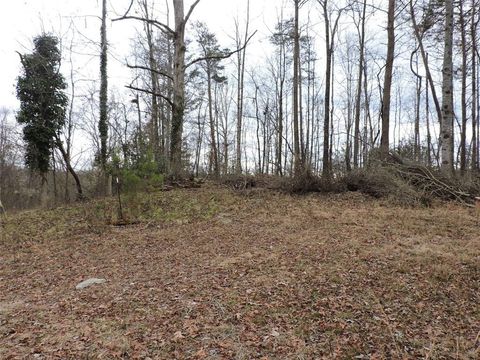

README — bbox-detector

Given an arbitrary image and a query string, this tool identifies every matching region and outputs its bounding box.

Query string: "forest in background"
[1,0,480,210]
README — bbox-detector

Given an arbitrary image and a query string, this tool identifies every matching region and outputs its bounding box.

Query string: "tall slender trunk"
[55,136,84,199]
[276,47,285,176]
[472,0,478,171]
[410,48,422,161]
[322,0,332,178]
[460,1,468,175]
[415,76,421,161]
[99,0,109,194]
[292,0,302,175]
[170,0,188,178]
[143,1,160,166]
[207,69,219,177]
[40,173,48,208]
[380,0,395,157]
[440,0,455,176]
[426,74,432,167]
[235,0,250,174]
[363,61,371,163]
[409,0,442,125]
[353,0,366,168]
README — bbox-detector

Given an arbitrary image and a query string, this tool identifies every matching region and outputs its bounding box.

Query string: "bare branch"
[112,15,175,35]
[125,84,174,108]
[185,30,257,69]
[120,0,135,18]
[126,62,173,81]
[185,0,202,25]
[16,51,25,67]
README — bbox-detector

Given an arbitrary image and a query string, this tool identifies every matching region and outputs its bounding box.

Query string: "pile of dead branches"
[219,174,258,190]
[384,152,476,206]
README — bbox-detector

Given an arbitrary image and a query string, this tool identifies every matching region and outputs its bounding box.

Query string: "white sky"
[0,0,298,110]
[2,0,421,172]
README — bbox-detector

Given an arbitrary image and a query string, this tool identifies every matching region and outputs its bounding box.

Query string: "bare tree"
[380,0,395,157]
[440,0,455,175]
[472,0,478,171]
[352,0,367,169]
[99,0,110,194]
[292,0,304,176]
[234,0,251,174]
[459,0,468,174]
[318,0,342,178]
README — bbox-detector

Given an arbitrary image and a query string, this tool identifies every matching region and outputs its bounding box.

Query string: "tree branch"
[16,51,26,67]
[185,0,202,25]
[120,0,135,18]
[185,30,257,69]
[125,84,174,108]
[126,63,173,81]
[112,15,175,35]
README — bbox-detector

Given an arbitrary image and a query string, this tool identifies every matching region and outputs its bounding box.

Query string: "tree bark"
[472,0,478,171]
[460,1,468,175]
[142,0,161,166]
[409,0,442,126]
[235,0,250,174]
[440,0,455,176]
[322,0,332,178]
[99,0,109,194]
[380,0,395,158]
[292,0,302,176]
[353,0,366,169]
[170,0,188,178]
[207,69,219,177]
[55,136,84,200]
[40,173,48,208]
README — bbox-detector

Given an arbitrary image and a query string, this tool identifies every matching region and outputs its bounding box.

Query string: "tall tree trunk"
[322,0,332,178]
[460,1,468,175]
[472,0,478,171]
[170,0,188,178]
[292,0,302,175]
[409,0,442,125]
[426,74,432,167]
[353,0,366,169]
[276,48,285,176]
[99,0,109,194]
[441,0,455,176]
[235,0,250,174]
[207,70,219,177]
[143,1,160,167]
[380,0,395,157]
[410,48,422,161]
[55,136,84,200]
[40,173,48,208]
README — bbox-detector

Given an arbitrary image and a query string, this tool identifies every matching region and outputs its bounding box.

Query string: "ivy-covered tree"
[16,34,69,205]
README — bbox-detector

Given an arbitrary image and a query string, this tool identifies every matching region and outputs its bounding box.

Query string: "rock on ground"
[75,278,106,290]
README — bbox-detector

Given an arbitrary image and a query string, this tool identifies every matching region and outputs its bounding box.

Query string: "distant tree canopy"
[16,34,68,175]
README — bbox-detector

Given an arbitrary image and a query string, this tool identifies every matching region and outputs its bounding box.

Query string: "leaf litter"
[0,186,478,358]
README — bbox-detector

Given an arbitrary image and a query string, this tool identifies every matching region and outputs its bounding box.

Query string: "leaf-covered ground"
[0,185,479,359]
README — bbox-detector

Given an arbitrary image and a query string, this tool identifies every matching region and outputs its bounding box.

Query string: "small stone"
[75,278,106,290]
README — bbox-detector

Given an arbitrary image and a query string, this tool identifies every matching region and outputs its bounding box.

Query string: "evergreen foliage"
[16,34,68,174]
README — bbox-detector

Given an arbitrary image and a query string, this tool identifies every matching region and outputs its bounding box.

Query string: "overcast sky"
[0,0,303,110]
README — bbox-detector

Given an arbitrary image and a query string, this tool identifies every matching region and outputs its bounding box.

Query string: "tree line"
[1,0,479,208]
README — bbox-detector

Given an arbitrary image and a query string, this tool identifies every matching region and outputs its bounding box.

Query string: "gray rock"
[75,278,106,290]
